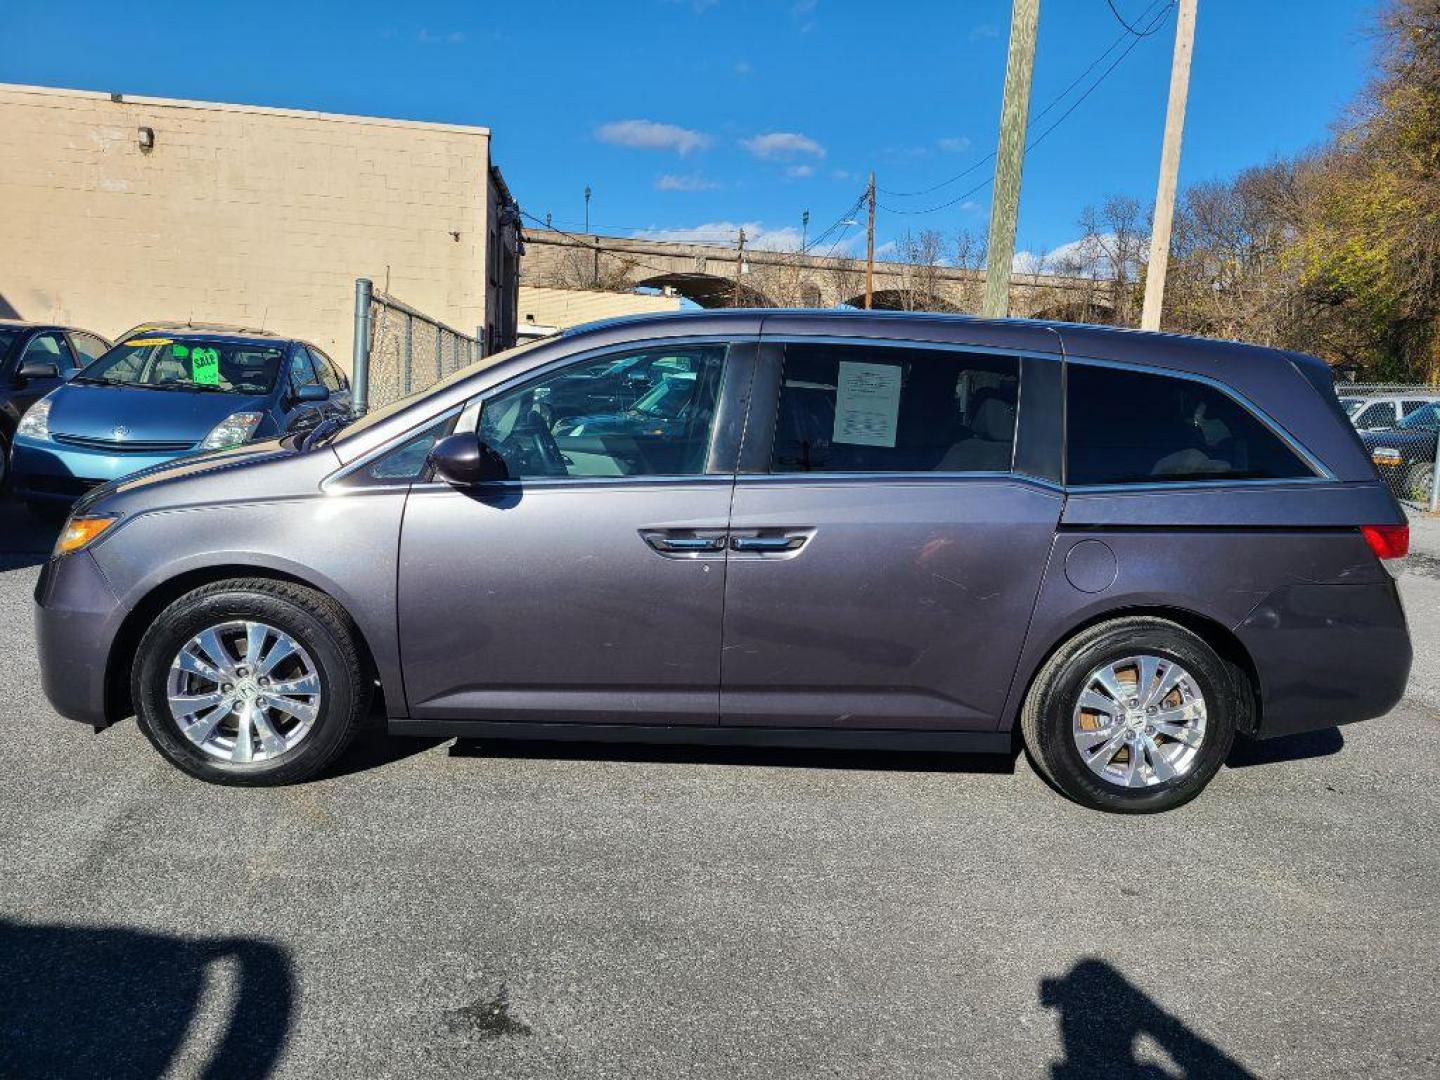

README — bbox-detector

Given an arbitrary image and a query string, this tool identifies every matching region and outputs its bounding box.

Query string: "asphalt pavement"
[1,497,1437,1079]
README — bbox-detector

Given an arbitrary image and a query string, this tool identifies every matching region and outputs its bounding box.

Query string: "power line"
[1106,0,1170,37]
[877,0,1173,199]
[876,0,1174,217]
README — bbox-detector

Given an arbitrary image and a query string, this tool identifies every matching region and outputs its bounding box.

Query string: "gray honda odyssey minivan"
[35,311,1412,812]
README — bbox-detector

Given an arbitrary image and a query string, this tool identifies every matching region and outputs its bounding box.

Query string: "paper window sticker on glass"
[833,361,903,448]
[191,346,221,384]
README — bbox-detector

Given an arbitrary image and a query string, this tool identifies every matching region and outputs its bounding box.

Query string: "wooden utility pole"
[733,227,747,307]
[864,172,876,309]
[1141,0,1198,331]
[982,0,1041,319]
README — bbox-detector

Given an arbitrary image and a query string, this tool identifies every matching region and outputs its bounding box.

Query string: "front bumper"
[34,550,125,728]
[12,435,194,503]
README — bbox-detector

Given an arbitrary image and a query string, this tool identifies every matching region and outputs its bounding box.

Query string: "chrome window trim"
[755,335,1037,480]
[1062,354,1335,482]
[1064,476,1337,495]
[405,474,738,494]
[757,333,1059,363]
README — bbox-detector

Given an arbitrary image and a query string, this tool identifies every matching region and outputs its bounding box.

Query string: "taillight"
[1361,524,1409,575]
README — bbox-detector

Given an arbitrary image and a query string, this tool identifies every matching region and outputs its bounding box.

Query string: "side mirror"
[427,433,510,485]
[17,360,60,382]
[294,384,328,404]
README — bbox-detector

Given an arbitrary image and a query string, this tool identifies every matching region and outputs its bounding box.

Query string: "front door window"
[479,344,728,478]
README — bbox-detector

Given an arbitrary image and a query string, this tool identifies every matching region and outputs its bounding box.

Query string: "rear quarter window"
[1066,364,1314,486]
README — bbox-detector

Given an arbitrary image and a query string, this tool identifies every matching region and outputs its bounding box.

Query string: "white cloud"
[785,164,815,179]
[655,172,722,191]
[969,23,1000,41]
[596,119,710,155]
[733,59,753,76]
[937,136,971,153]
[418,28,466,44]
[741,131,826,160]
[874,240,898,258]
[1014,236,1107,276]
[831,168,853,180]
[631,220,807,251]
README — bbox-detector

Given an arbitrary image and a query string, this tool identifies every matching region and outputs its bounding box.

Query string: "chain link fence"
[1335,382,1440,512]
[353,280,481,412]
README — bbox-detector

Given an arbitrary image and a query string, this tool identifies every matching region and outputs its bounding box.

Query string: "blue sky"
[5,0,1379,260]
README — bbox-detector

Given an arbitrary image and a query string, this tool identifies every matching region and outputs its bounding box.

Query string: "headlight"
[16,395,54,440]
[199,411,264,450]
[54,515,118,557]
[1371,447,1403,466]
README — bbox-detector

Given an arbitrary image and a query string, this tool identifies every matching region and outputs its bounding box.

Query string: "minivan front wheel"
[133,579,371,785]
[1020,617,1242,813]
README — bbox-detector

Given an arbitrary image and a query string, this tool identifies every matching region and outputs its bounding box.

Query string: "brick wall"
[0,83,494,371]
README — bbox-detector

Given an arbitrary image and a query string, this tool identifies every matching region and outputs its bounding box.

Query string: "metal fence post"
[351,278,373,415]
[402,313,413,396]
[1430,429,1440,514]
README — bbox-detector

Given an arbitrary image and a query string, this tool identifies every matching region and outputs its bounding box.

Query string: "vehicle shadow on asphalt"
[1041,958,1257,1078]
[0,918,293,1079]
[449,738,1020,774]
[317,718,450,781]
[1225,726,1344,769]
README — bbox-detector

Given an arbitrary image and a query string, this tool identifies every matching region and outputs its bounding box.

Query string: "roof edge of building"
[0,81,491,137]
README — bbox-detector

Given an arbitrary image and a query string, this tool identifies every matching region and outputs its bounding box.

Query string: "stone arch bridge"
[520,230,1115,321]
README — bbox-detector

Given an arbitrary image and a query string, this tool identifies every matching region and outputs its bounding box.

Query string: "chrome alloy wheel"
[1071,654,1207,788]
[166,620,322,764]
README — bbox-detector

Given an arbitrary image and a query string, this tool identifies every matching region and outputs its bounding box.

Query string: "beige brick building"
[516,285,683,339]
[0,83,520,371]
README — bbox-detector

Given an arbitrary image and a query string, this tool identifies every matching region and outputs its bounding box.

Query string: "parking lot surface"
[2,499,1437,1079]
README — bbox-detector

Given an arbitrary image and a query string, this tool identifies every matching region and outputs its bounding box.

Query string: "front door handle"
[653,536,726,552]
[641,530,728,557]
[730,533,810,553]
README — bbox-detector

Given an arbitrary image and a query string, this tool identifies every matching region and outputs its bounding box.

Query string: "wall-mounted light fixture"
[137,126,155,152]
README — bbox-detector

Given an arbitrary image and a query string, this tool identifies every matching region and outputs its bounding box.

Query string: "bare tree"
[890,229,950,311]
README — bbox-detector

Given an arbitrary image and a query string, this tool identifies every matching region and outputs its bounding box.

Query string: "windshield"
[1399,402,1440,430]
[77,336,283,394]
[1340,398,1365,417]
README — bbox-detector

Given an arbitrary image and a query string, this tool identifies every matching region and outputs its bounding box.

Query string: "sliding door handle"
[730,534,808,553]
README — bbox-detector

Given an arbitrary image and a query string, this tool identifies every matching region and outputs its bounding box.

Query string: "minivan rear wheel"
[132,578,371,785]
[1020,617,1242,813]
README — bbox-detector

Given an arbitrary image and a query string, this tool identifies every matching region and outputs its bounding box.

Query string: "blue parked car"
[11,329,351,513]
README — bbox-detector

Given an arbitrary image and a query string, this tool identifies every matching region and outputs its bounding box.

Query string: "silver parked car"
[1339,393,1440,432]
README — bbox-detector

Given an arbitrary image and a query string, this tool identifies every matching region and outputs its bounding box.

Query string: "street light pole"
[802,209,810,252]
[1140,0,1199,332]
[584,185,592,234]
[981,0,1041,319]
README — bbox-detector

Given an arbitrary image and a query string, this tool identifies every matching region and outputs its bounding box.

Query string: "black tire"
[1020,617,1245,813]
[132,578,372,785]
